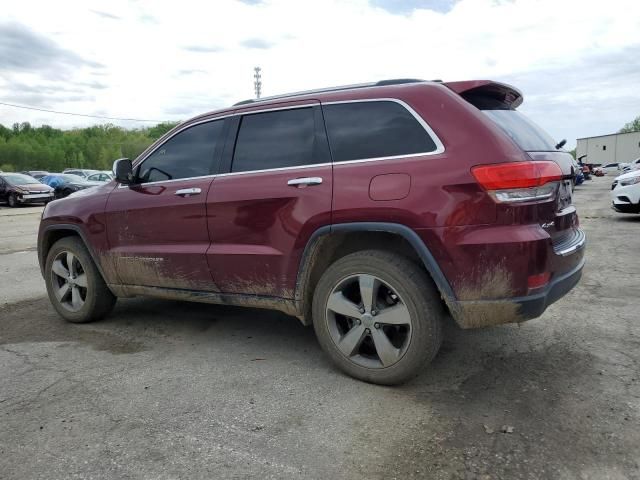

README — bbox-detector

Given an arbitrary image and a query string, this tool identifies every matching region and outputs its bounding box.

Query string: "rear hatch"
[446,81,578,248]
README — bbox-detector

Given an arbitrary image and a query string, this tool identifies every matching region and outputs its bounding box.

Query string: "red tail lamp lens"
[472,161,562,190]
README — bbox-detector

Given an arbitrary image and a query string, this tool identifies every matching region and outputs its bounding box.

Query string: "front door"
[206,103,332,298]
[104,118,226,291]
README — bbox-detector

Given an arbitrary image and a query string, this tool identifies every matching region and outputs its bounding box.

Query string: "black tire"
[8,193,18,207]
[45,236,116,323]
[312,250,444,385]
[62,188,73,198]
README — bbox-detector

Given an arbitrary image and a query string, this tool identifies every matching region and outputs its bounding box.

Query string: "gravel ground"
[0,178,639,479]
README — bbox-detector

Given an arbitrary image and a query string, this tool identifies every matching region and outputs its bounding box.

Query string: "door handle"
[287,177,323,187]
[175,187,202,197]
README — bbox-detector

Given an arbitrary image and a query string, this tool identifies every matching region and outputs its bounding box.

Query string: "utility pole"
[253,67,262,99]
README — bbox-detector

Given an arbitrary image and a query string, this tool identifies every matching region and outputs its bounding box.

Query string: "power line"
[0,101,166,123]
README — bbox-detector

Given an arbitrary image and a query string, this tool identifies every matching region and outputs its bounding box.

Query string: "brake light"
[471,161,562,203]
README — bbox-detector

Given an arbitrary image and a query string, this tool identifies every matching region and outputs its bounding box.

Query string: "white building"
[576,131,640,165]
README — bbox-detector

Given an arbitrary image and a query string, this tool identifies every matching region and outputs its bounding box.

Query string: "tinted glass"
[322,101,437,162]
[483,110,557,152]
[232,108,316,172]
[139,120,224,183]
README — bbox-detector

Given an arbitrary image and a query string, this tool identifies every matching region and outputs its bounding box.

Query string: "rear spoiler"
[444,80,523,109]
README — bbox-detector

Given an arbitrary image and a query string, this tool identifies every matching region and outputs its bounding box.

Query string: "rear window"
[483,110,557,152]
[322,101,437,162]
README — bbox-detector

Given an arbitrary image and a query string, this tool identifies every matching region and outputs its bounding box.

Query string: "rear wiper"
[555,139,567,150]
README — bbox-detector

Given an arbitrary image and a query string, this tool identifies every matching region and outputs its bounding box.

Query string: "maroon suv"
[38,79,585,384]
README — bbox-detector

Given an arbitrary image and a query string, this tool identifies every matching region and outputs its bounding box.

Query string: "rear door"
[205,102,332,298]
[104,118,226,291]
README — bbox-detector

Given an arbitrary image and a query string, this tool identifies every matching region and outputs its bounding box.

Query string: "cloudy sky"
[1,0,639,147]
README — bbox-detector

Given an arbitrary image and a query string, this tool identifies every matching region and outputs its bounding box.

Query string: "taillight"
[471,161,562,203]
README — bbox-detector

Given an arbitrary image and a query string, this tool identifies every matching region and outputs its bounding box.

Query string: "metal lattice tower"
[253,67,262,99]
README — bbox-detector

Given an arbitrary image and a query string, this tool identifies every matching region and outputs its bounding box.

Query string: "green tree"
[147,122,180,139]
[0,121,181,173]
[619,116,640,133]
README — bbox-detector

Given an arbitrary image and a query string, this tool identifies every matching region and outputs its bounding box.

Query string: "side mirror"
[113,158,134,184]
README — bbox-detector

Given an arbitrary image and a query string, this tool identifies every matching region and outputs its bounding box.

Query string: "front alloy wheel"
[50,251,88,312]
[45,237,116,323]
[326,274,412,369]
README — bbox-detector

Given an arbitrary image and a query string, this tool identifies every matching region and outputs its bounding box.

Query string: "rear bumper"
[513,256,584,319]
[451,256,585,328]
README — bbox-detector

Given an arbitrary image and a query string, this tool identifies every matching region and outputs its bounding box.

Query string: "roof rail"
[232,78,428,106]
[374,78,425,86]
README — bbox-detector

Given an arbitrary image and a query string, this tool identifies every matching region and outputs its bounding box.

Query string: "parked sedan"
[62,168,100,179]
[611,170,640,214]
[0,173,55,207]
[20,170,50,180]
[600,163,621,175]
[40,174,103,199]
[86,171,114,182]
[620,157,640,173]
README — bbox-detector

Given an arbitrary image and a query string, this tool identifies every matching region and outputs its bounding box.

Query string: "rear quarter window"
[482,110,557,152]
[322,101,438,162]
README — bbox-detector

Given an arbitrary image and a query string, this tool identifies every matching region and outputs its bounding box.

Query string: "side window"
[322,101,437,162]
[232,107,316,173]
[138,120,224,183]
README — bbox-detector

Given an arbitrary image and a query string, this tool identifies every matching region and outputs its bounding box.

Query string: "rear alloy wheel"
[8,193,18,207]
[325,274,412,369]
[45,237,116,323]
[313,250,444,385]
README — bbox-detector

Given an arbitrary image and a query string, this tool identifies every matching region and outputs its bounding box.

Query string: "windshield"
[1,173,38,185]
[483,110,557,152]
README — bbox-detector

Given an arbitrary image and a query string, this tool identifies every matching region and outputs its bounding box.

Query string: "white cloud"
[0,0,639,146]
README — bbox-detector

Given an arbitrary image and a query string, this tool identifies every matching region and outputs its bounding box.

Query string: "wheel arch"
[295,222,456,325]
[38,224,110,286]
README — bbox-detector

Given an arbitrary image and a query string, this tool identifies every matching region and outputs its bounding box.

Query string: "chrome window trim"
[117,174,218,188]
[118,98,444,187]
[131,116,229,177]
[125,104,319,187]
[232,102,319,116]
[216,162,332,178]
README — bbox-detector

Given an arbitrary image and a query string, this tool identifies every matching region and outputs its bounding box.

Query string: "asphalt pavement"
[0,179,639,479]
